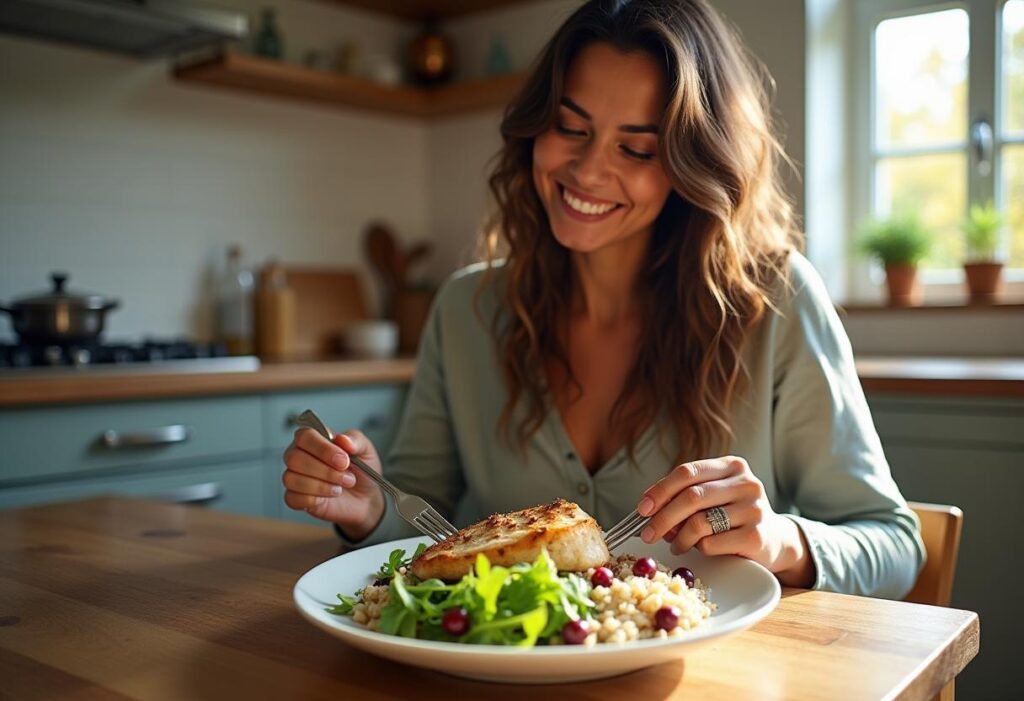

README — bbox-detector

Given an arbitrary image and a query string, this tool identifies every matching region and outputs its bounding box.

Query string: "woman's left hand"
[637,456,815,587]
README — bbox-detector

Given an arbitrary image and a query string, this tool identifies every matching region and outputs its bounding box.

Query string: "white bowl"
[344,320,398,358]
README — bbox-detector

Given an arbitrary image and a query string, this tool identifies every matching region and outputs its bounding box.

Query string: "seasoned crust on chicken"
[410,498,610,581]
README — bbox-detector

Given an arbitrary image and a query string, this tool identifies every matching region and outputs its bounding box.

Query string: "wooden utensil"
[365,224,401,293]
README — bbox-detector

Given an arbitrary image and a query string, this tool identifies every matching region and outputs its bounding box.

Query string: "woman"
[282,0,925,598]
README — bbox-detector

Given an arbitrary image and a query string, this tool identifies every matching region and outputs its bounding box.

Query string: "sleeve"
[335,280,466,548]
[771,254,926,599]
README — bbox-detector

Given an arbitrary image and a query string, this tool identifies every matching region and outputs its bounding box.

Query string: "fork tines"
[415,508,458,543]
[604,510,651,551]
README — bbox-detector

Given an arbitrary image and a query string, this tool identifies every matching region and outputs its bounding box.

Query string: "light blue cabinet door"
[867,392,1023,701]
[262,384,407,528]
[0,396,262,484]
[0,458,265,517]
[263,384,406,454]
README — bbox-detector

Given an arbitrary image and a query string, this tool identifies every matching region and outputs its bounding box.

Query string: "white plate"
[294,536,780,684]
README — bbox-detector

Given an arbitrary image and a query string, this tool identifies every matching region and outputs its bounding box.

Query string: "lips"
[557,183,622,222]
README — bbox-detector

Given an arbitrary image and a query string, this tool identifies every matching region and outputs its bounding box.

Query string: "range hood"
[0,0,247,57]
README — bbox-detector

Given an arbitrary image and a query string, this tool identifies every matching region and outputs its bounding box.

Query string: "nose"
[568,140,610,188]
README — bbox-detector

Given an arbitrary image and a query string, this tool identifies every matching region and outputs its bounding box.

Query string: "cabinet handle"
[101,424,192,449]
[361,415,386,432]
[153,482,223,505]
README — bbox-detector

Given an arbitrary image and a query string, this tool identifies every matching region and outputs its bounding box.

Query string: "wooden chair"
[904,502,965,701]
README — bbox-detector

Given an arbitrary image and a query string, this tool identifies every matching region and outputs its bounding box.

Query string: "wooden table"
[0,498,979,700]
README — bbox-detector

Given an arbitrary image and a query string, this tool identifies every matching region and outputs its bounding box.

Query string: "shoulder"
[430,261,506,333]
[771,250,836,326]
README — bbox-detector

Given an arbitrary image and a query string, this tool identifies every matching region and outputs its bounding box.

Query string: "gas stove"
[0,338,259,374]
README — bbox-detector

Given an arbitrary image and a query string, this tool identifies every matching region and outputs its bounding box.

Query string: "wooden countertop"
[0,497,979,700]
[1,355,1021,407]
[0,357,417,407]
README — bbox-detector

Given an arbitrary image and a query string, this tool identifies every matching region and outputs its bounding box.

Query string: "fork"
[603,509,651,552]
[293,409,458,544]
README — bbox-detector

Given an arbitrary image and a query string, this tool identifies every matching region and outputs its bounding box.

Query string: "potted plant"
[961,200,1004,304]
[858,213,931,306]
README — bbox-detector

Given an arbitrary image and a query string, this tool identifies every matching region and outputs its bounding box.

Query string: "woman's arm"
[771,253,926,598]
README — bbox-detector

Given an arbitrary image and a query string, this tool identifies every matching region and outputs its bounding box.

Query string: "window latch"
[970,117,993,177]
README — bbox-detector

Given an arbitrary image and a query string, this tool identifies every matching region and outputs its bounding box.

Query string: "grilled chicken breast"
[410,499,610,581]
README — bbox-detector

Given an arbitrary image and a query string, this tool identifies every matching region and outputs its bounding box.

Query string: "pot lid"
[10,272,116,310]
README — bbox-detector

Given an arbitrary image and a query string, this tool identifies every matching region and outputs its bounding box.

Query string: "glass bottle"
[254,7,283,60]
[218,245,254,355]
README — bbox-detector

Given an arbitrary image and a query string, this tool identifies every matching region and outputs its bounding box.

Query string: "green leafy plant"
[858,213,932,267]
[961,200,1004,262]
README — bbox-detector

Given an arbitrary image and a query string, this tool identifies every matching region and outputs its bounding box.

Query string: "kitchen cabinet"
[0,383,407,522]
[867,393,1024,701]
[261,384,406,525]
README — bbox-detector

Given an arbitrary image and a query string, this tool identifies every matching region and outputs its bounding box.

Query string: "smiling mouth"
[558,184,622,216]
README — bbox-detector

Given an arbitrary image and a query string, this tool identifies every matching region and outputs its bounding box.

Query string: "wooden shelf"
[326,0,530,21]
[174,52,525,118]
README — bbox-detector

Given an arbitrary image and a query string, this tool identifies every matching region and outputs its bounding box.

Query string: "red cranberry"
[442,607,470,635]
[562,619,589,645]
[654,605,681,631]
[632,556,657,579]
[591,566,614,587]
[672,566,695,588]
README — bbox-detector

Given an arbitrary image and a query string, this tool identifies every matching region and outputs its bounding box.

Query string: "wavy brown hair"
[479,0,801,462]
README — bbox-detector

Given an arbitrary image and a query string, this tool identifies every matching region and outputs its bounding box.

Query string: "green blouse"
[340,252,926,599]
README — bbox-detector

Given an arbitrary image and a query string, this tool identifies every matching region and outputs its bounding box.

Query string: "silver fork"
[603,509,651,552]
[294,409,458,543]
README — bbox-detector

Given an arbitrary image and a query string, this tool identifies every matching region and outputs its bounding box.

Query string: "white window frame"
[848,0,1023,301]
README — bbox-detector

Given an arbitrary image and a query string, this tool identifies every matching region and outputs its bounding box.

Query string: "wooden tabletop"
[0,498,978,700]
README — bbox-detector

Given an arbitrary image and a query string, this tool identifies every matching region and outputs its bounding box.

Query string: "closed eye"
[556,122,654,161]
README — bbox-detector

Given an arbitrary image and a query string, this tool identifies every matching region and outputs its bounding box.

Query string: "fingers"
[283,443,356,487]
[333,430,367,456]
[667,502,755,554]
[690,527,750,558]
[293,427,350,471]
[642,473,753,543]
[283,470,349,498]
[638,457,747,517]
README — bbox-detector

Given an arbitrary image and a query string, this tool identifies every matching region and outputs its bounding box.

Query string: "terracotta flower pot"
[963,262,1004,304]
[883,264,920,307]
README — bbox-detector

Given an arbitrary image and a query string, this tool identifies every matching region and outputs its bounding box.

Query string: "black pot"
[0,272,120,345]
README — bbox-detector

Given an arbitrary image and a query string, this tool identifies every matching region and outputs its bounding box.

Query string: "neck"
[570,233,650,326]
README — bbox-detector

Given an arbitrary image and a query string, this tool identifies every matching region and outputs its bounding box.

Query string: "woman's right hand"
[282,427,386,540]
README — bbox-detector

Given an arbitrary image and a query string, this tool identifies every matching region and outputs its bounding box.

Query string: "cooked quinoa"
[350,555,714,644]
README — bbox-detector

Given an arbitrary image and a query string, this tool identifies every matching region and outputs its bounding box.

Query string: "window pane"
[1005,0,1024,135]
[875,9,969,149]
[1005,144,1024,267]
[876,153,967,269]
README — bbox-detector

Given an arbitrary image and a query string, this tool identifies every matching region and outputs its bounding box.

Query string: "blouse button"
[577,482,590,495]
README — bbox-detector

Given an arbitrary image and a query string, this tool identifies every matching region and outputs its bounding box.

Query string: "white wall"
[0,0,425,343]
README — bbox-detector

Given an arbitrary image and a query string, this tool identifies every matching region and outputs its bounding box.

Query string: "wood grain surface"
[3,356,1022,408]
[0,498,979,700]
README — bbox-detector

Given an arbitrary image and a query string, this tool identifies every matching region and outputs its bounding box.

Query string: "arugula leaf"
[324,593,357,615]
[374,542,428,581]
[334,546,598,647]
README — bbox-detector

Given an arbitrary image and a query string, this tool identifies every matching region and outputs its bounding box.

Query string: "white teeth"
[561,187,617,215]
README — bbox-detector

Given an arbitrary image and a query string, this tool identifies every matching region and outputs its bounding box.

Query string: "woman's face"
[532,42,673,256]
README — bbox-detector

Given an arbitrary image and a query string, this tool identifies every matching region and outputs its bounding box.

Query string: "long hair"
[480,0,801,462]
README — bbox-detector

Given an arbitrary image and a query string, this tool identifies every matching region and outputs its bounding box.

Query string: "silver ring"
[705,506,731,535]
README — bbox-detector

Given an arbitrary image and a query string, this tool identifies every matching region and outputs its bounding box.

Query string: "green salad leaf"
[375,543,427,581]
[333,546,597,647]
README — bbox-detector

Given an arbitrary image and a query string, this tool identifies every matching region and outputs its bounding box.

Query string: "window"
[854,0,1022,287]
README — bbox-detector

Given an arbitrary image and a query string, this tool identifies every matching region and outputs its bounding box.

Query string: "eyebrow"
[560,96,659,134]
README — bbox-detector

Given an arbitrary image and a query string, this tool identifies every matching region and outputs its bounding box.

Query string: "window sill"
[837,300,1024,313]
